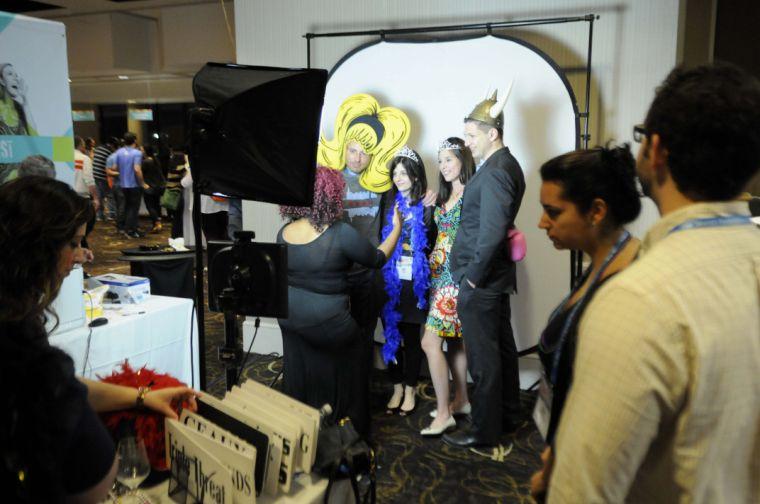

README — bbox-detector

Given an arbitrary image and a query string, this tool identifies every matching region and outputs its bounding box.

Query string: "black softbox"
[191,63,328,206]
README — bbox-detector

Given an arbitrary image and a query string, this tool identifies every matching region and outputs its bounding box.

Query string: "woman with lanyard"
[529,145,642,498]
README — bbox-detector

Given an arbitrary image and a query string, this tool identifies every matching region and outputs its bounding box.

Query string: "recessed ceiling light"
[118,75,129,80]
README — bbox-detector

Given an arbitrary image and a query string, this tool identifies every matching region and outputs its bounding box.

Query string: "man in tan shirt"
[545,63,760,502]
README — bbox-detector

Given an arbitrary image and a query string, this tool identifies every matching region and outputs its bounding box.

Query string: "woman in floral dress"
[420,137,476,436]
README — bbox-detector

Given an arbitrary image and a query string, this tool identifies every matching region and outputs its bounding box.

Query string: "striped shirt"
[165,163,186,191]
[92,145,112,181]
[549,201,760,504]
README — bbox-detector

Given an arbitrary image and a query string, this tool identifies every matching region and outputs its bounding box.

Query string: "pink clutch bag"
[507,228,527,262]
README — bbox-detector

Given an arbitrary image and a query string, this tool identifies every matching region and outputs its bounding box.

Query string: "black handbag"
[314,417,375,504]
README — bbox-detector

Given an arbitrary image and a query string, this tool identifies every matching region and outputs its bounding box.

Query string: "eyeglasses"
[633,124,647,143]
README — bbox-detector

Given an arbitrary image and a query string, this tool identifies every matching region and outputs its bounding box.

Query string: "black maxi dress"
[277,221,386,438]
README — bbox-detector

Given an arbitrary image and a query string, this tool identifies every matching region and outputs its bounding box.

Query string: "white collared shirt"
[549,201,760,503]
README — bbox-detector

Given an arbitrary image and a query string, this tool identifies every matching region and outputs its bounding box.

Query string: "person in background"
[420,137,475,437]
[200,193,229,242]
[114,132,147,238]
[106,138,125,232]
[141,145,165,233]
[84,137,96,159]
[180,157,198,247]
[543,63,760,503]
[165,151,188,239]
[92,137,118,221]
[0,154,56,182]
[277,166,401,439]
[380,146,436,418]
[528,145,641,500]
[0,176,198,502]
[227,197,242,240]
[74,136,99,250]
[17,154,56,179]
[444,87,526,449]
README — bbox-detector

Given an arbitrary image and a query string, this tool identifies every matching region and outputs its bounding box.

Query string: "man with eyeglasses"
[541,63,760,503]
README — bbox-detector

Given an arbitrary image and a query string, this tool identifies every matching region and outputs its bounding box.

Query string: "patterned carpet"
[87,217,543,503]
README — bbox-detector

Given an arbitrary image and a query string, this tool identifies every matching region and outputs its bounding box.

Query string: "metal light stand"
[217,288,243,391]
[187,106,215,391]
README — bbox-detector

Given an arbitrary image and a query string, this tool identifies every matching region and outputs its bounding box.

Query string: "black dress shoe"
[442,428,493,448]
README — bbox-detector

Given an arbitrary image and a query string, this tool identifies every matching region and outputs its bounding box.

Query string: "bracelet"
[136,386,151,409]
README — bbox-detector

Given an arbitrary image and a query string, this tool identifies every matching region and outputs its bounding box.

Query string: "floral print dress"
[425,197,463,338]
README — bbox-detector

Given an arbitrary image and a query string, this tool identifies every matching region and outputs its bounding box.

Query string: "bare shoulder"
[282,219,325,245]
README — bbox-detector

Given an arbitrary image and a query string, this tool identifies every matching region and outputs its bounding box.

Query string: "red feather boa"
[98,361,187,470]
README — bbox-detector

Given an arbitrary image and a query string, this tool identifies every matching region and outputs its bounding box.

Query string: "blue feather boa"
[380,191,430,364]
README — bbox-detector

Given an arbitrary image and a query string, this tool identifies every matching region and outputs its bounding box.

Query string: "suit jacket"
[450,146,525,293]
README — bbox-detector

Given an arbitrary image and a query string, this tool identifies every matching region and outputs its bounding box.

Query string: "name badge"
[532,375,553,441]
[397,256,413,281]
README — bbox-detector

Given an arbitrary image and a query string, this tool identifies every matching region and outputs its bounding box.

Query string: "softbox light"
[191,63,328,206]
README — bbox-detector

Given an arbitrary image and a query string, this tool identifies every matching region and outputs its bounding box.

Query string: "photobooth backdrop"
[0,12,74,186]
[320,36,578,350]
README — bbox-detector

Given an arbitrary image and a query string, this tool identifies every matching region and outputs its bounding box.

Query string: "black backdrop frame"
[304,14,599,287]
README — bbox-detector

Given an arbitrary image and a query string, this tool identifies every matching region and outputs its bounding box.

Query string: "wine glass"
[116,436,151,503]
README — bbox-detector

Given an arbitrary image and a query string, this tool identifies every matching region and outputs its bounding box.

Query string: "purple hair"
[279,166,345,230]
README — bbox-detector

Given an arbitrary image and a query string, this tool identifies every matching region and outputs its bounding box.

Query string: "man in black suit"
[443,89,526,448]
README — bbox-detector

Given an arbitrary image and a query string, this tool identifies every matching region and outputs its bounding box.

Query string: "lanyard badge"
[532,230,631,441]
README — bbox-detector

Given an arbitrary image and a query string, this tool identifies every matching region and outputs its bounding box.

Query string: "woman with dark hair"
[380,146,436,417]
[420,137,475,436]
[277,166,401,438]
[0,176,198,502]
[529,144,641,498]
[141,145,165,233]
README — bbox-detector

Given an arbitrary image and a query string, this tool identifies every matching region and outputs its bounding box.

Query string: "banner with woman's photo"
[0,11,74,186]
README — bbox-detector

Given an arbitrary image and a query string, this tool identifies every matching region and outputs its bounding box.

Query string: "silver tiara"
[395,145,420,164]
[438,139,462,152]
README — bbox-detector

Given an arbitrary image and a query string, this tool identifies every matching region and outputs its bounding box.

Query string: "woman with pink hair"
[277,166,401,438]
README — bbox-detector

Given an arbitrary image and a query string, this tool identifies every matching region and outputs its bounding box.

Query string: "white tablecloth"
[49,295,200,388]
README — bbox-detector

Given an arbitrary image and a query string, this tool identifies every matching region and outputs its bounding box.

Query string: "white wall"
[234,0,680,378]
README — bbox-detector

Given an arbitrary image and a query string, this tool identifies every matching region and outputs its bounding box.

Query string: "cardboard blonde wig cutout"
[318,93,410,192]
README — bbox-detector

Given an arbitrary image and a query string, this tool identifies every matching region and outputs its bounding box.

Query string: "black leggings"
[144,188,163,224]
[387,322,423,387]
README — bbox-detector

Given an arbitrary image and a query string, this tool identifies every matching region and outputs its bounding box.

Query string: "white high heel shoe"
[420,415,457,437]
[429,403,471,419]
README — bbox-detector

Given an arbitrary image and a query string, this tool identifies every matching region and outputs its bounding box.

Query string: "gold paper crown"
[464,83,513,129]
